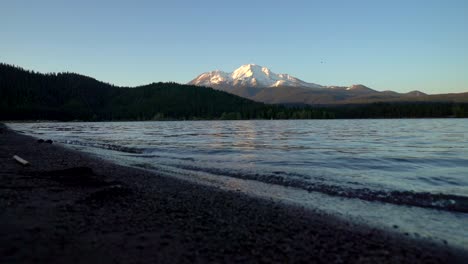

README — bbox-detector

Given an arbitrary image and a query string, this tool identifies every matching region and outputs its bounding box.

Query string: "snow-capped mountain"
[188,64,323,89]
[188,64,434,105]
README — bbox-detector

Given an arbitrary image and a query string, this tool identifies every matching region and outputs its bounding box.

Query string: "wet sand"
[0,123,466,263]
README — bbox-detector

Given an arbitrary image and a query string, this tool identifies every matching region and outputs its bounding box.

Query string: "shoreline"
[1,123,466,263]
[2,116,467,124]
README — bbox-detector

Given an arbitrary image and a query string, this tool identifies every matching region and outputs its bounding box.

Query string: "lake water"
[8,119,468,249]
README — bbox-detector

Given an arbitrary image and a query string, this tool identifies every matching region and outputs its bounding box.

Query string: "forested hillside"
[0,63,332,121]
[1,63,467,120]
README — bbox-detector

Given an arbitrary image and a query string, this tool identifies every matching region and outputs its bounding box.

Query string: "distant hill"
[0,63,332,121]
[1,63,467,120]
[189,64,468,105]
[188,64,324,89]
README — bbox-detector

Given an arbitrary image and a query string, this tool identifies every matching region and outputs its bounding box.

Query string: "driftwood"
[13,155,30,166]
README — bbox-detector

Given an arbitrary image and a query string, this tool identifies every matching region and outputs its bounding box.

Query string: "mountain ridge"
[189,64,468,105]
[0,62,334,121]
[189,64,323,89]
[1,62,467,120]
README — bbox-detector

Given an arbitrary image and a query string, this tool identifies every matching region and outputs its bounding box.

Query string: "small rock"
[37,139,44,143]
[42,167,107,187]
[83,184,132,203]
[45,139,53,144]
[27,227,42,233]
[3,246,18,257]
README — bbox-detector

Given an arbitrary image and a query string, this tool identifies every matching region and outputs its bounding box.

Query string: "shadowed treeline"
[0,63,332,121]
[1,63,467,121]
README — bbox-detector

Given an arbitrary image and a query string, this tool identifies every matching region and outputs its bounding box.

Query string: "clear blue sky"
[2,0,467,93]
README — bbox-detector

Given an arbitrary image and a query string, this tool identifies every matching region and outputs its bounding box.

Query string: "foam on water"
[8,119,468,249]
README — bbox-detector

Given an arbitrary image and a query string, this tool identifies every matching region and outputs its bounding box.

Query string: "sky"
[1,0,468,94]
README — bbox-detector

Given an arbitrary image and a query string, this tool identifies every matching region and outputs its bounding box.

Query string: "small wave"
[158,163,468,213]
[389,157,468,167]
[121,154,160,158]
[64,140,145,154]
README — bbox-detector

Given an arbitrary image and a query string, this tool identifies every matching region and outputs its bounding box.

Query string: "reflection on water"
[7,119,468,249]
[8,120,468,196]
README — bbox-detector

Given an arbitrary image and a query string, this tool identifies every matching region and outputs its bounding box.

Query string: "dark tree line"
[0,63,333,121]
[330,102,468,118]
[1,63,467,121]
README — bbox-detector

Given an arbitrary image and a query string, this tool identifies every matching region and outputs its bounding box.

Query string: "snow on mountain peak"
[232,64,267,79]
[189,64,323,89]
[346,84,375,92]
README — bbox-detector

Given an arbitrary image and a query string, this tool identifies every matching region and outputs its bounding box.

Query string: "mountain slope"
[2,63,467,120]
[0,63,334,120]
[189,64,468,105]
[189,64,323,89]
[0,63,265,120]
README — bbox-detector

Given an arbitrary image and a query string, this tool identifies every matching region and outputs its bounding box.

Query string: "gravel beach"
[0,123,466,263]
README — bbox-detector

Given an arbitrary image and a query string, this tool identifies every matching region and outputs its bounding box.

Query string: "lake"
[8,119,468,249]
